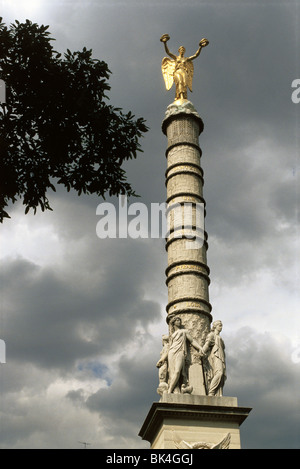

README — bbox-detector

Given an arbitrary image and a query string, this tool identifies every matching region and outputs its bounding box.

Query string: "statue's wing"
[211,433,231,450]
[186,60,194,92]
[161,57,175,90]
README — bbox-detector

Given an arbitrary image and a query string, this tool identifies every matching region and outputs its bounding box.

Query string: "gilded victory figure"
[160,34,209,102]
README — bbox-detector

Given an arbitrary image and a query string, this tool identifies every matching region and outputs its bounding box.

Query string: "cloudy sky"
[0,0,299,449]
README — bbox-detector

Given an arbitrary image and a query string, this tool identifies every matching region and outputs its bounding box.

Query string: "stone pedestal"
[139,394,251,449]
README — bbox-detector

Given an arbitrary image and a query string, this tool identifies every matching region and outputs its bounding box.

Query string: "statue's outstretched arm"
[202,332,214,354]
[160,34,176,60]
[163,42,176,60]
[186,333,204,355]
[188,38,209,61]
[156,349,168,367]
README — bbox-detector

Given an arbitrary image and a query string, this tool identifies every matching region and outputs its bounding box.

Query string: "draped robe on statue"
[168,328,189,392]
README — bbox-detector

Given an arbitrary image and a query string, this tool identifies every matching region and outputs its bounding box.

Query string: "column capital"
[162,100,204,135]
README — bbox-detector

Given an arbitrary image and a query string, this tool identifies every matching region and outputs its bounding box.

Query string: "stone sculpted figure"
[202,320,226,396]
[160,34,209,101]
[156,316,204,394]
[156,335,169,395]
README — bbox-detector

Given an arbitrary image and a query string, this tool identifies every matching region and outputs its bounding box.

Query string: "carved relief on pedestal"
[175,433,231,450]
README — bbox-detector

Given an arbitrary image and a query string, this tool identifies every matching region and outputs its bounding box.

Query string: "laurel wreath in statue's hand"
[199,38,209,47]
[160,34,170,43]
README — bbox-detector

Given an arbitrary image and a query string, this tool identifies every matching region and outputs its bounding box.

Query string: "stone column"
[163,100,212,395]
[139,100,252,448]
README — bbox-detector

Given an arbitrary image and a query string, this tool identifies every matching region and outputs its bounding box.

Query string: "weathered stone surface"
[163,100,202,130]
[159,101,213,398]
[139,99,251,449]
[139,394,252,449]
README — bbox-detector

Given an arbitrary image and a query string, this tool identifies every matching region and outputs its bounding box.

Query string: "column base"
[139,394,251,449]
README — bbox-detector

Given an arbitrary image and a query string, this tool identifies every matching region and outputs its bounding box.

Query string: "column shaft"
[163,108,212,350]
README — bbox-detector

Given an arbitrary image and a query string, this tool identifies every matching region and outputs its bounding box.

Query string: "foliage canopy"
[0,18,148,221]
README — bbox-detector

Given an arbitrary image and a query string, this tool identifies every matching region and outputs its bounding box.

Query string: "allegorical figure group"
[156,316,226,397]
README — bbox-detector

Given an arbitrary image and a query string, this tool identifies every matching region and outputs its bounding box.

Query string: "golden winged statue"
[160,34,209,102]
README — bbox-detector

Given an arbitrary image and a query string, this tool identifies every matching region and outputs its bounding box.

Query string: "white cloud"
[1,208,63,267]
